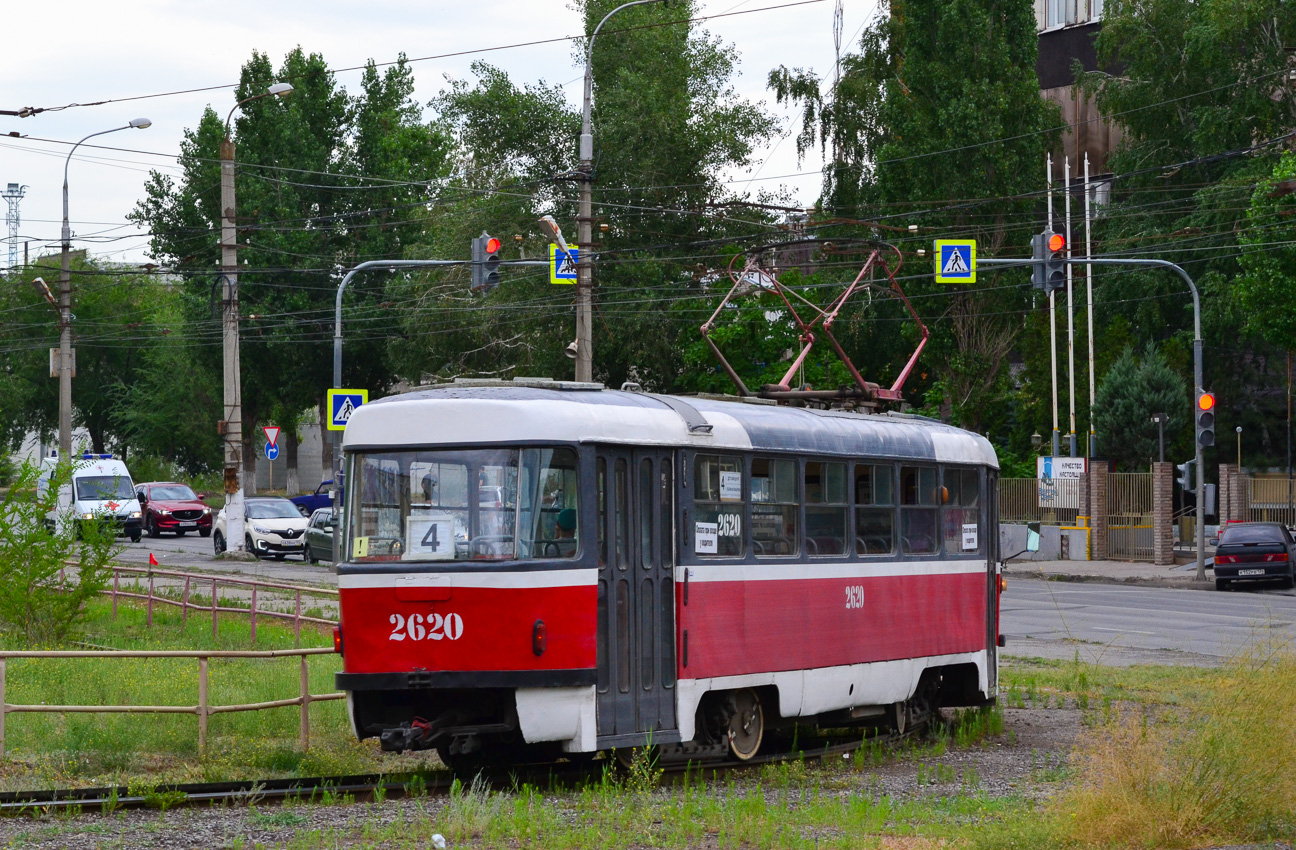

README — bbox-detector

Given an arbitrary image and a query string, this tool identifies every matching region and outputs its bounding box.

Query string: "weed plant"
[1054,643,1296,847]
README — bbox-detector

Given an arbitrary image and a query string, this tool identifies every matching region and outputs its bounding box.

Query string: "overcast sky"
[0,0,876,269]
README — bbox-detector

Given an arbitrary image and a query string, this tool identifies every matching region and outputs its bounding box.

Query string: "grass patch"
[0,597,438,789]
[1050,644,1296,848]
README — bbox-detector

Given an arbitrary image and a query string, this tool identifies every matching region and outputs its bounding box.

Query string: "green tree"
[770,0,1060,434]
[0,253,167,455]
[131,49,452,485]
[1093,344,1185,469]
[394,0,779,389]
[1078,0,1296,467]
[0,458,117,643]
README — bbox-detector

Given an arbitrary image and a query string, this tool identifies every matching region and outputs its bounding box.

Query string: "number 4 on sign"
[421,524,439,549]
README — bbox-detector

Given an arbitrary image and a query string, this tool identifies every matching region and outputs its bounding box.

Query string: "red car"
[135,482,213,538]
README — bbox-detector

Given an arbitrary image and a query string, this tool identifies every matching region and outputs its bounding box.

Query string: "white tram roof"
[342,381,998,469]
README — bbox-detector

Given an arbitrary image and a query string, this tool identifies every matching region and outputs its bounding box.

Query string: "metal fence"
[998,477,1081,526]
[1247,477,1296,526]
[1108,472,1154,561]
[0,649,345,757]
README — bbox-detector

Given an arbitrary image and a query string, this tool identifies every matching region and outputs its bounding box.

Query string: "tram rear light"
[532,619,547,656]
[998,575,1007,593]
[333,626,343,654]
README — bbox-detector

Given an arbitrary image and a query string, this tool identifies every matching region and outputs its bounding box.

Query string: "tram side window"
[752,458,799,557]
[805,461,847,556]
[942,467,982,555]
[693,454,744,557]
[900,465,940,555]
[855,464,895,555]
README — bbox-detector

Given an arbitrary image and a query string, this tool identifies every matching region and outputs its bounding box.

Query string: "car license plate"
[180,521,197,528]
[1238,568,1265,576]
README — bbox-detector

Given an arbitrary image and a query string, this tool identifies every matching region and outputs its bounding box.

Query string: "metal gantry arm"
[981,254,1206,579]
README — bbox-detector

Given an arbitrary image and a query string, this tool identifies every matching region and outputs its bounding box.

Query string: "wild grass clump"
[1055,643,1296,847]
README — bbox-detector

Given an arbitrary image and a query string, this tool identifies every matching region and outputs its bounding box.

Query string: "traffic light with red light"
[1031,229,1067,294]
[1196,390,1216,448]
[471,232,503,292]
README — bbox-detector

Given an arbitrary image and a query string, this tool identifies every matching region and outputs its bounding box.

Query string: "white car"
[213,497,310,560]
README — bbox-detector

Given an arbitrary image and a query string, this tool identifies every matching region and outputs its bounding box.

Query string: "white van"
[38,452,142,542]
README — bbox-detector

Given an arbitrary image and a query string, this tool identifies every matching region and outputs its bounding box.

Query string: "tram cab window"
[942,467,982,555]
[752,458,799,557]
[805,461,847,556]
[693,454,744,557]
[348,447,578,562]
[900,465,940,556]
[854,464,895,556]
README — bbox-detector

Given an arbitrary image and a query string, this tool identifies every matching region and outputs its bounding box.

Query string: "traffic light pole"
[330,257,550,562]
[983,254,1206,579]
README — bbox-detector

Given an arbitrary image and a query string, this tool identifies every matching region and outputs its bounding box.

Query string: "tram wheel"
[727,688,764,761]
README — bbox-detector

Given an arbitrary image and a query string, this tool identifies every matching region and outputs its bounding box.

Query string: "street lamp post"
[576,0,667,382]
[1152,413,1166,463]
[59,119,151,461]
[220,83,292,556]
[1236,425,1242,471]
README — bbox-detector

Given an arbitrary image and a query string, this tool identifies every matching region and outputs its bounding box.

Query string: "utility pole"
[59,121,151,459]
[220,84,292,556]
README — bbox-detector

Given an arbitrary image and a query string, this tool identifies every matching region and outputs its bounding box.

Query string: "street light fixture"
[1236,425,1243,471]
[220,83,293,556]
[58,119,151,462]
[575,0,667,383]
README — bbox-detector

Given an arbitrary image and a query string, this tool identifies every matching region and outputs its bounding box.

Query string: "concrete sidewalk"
[1006,557,1214,590]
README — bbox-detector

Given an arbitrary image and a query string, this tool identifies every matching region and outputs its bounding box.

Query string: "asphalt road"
[1002,579,1296,666]
[113,532,332,586]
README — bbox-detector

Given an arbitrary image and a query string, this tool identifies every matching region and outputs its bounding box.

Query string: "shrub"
[0,458,119,643]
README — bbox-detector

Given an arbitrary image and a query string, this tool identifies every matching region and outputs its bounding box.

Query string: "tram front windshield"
[347,447,579,563]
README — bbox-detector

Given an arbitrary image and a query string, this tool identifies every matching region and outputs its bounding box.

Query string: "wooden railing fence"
[105,566,338,645]
[0,649,344,757]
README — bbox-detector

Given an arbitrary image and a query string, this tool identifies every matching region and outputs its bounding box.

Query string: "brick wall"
[1153,461,1173,565]
[1089,462,1109,560]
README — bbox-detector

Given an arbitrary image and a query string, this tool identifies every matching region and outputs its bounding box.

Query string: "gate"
[1247,477,1295,526]
[1108,473,1154,560]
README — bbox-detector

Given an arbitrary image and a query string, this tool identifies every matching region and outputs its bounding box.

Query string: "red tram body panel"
[333,380,1001,762]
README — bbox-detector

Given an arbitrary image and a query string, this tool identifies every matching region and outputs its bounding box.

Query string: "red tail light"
[333,626,343,654]
[1215,555,1235,564]
[1268,553,1290,562]
[533,619,547,656]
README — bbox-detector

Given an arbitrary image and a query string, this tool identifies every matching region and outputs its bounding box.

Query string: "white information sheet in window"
[719,471,742,502]
[406,512,456,560]
[695,521,718,554]
[962,523,979,551]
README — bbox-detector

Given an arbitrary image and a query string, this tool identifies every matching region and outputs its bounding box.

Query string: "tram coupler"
[379,716,445,752]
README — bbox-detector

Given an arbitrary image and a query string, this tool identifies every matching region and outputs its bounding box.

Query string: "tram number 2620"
[388,612,464,641]
[844,585,865,610]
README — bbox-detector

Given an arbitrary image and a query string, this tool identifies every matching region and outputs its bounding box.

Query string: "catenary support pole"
[1084,154,1096,457]
[1065,157,1076,457]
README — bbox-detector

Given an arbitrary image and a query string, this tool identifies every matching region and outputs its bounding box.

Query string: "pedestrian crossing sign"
[550,243,578,285]
[933,240,976,283]
[327,388,368,431]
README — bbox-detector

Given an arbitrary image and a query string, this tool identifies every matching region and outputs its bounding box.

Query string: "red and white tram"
[334,379,1002,765]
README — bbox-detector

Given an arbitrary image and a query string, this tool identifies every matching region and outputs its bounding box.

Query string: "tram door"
[595,449,678,739]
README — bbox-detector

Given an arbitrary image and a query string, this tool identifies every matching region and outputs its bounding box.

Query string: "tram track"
[0,723,925,815]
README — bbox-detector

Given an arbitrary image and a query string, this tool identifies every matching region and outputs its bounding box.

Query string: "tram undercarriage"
[354,660,991,771]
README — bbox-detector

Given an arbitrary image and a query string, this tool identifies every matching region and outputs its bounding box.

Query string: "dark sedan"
[305,508,336,564]
[1213,522,1296,590]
